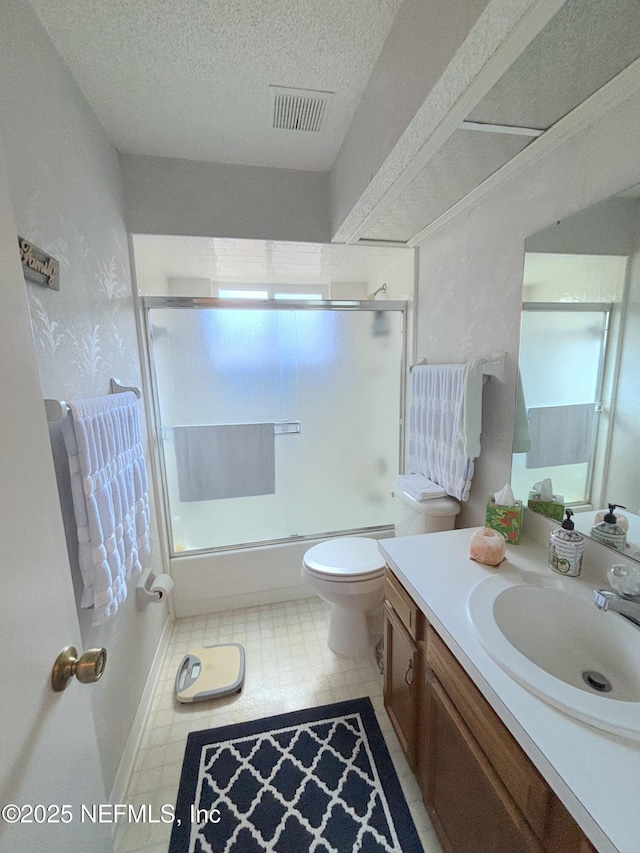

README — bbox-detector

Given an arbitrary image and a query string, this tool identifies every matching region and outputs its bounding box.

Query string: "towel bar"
[481,352,506,381]
[44,378,141,422]
[160,421,301,439]
[410,352,506,382]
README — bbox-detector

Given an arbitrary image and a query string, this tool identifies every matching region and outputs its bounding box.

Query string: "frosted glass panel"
[512,310,606,504]
[150,307,403,551]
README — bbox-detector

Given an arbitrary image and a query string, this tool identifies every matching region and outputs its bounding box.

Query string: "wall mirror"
[512,182,640,560]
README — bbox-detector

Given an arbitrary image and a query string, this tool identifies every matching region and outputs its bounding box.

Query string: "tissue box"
[527,492,565,522]
[485,498,523,544]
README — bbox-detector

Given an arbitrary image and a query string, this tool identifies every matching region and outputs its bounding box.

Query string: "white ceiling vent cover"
[269,85,334,132]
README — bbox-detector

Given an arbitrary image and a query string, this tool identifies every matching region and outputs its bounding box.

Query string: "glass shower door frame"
[520,300,612,508]
[142,296,408,556]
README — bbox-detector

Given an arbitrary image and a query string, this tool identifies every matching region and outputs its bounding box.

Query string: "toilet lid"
[303,537,386,581]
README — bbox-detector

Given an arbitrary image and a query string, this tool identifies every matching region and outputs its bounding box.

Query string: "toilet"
[393,488,461,537]
[302,489,460,657]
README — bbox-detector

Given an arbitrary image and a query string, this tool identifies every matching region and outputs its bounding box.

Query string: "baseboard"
[175,584,316,618]
[109,614,173,805]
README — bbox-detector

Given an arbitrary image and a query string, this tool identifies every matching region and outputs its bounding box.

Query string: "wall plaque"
[19,236,60,291]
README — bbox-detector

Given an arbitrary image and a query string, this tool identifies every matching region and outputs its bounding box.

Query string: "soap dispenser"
[549,509,584,576]
[591,504,627,552]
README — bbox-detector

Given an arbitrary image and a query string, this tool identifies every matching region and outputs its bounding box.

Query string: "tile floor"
[116,597,443,852]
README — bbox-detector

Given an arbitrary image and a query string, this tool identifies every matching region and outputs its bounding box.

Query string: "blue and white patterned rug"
[169,698,423,852]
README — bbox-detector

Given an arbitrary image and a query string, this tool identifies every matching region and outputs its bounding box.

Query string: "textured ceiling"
[360,129,532,242]
[359,0,640,243]
[25,0,640,245]
[27,0,401,171]
[468,0,640,131]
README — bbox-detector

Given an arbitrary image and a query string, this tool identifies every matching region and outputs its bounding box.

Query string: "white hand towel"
[395,474,446,500]
[459,356,485,459]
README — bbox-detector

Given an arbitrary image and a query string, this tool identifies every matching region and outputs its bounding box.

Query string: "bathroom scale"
[174,642,245,703]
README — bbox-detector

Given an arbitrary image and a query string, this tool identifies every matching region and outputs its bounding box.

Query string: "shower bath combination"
[144,296,407,556]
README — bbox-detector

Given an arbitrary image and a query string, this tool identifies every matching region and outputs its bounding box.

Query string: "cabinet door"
[426,625,549,837]
[425,677,544,853]
[383,600,418,768]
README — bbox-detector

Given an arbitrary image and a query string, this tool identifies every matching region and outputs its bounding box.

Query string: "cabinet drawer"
[426,625,549,839]
[385,570,422,640]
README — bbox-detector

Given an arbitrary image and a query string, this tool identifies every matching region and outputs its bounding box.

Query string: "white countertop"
[378,528,640,853]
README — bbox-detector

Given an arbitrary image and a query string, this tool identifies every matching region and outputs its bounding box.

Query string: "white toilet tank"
[393,488,460,536]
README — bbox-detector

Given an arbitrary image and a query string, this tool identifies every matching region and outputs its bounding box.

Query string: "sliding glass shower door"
[146,300,405,553]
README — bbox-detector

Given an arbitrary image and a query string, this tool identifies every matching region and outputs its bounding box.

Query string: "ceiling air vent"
[269,85,334,133]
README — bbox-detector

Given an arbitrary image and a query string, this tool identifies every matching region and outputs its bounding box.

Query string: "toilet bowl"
[302,537,386,657]
[302,488,460,657]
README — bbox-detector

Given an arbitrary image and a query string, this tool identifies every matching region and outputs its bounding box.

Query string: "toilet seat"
[303,536,386,583]
[302,536,386,657]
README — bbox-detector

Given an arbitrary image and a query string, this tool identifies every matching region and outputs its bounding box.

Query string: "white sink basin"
[467,573,640,740]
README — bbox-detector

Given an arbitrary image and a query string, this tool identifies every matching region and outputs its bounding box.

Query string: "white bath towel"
[63,391,150,624]
[407,363,480,501]
[395,474,447,500]
[526,403,596,469]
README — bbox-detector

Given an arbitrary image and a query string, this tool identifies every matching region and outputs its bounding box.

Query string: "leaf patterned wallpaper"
[21,184,141,399]
[9,133,166,606]
[15,140,163,585]
[27,244,139,400]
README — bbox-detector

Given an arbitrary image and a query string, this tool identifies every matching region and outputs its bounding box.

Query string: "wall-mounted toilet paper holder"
[136,571,174,609]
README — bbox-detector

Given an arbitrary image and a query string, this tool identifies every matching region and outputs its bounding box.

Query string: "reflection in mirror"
[513,184,640,561]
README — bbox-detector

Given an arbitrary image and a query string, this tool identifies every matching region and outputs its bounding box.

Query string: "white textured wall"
[366,251,415,302]
[415,85,640,530]
[121,153,331,243]
[0,0,167,796]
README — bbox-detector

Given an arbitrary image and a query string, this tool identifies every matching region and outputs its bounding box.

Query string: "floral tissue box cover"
[485,498,523,544]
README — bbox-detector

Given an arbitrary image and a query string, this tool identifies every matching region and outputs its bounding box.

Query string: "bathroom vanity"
[380,529,640,853]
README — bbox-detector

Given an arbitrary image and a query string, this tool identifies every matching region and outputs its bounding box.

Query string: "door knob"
[51,645,107,692]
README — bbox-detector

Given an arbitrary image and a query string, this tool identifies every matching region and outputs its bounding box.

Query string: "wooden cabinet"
[382,571,423,768]
[425,627,550,840]
[425,677,544,853]
[383,569,598,853]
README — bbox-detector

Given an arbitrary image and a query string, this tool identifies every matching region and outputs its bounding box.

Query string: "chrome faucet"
[592,589,640,627]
